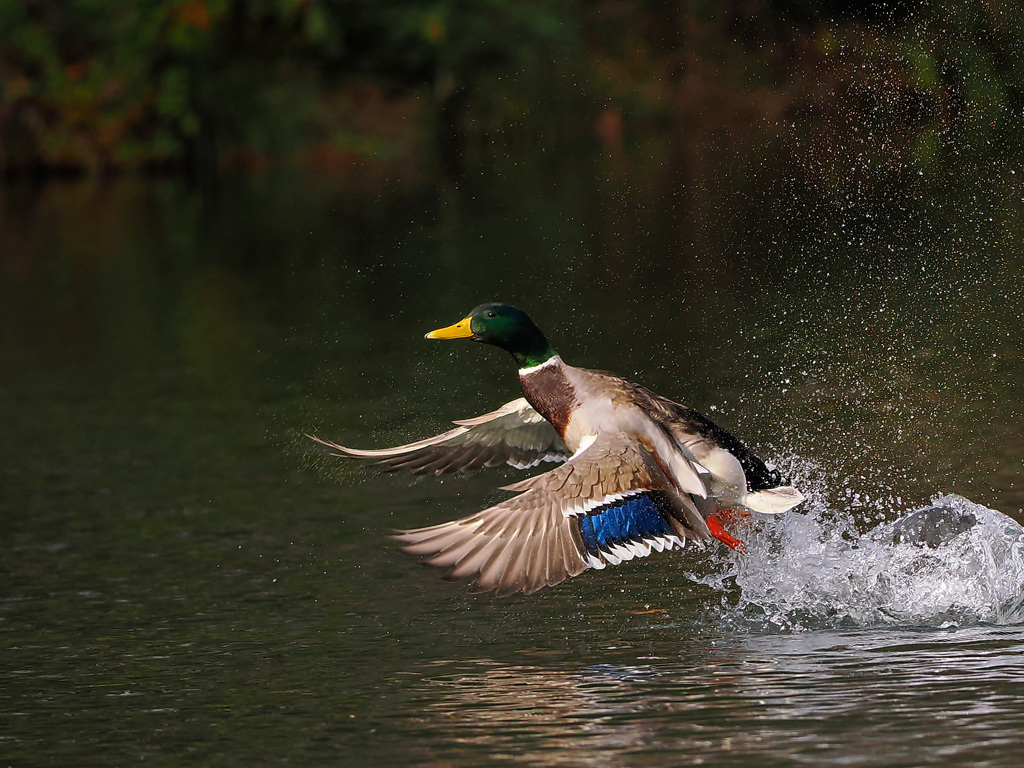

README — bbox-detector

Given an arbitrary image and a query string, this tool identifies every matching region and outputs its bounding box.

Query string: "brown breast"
[519,363,578,438]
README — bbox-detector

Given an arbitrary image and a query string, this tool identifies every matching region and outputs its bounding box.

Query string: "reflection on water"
[403,624,1024,767]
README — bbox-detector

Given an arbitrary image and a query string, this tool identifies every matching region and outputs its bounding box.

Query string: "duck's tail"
[744,485,805,515]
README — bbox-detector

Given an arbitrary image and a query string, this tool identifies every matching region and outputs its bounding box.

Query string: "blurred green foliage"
[0,0,1021,177]
[0,0,581,174]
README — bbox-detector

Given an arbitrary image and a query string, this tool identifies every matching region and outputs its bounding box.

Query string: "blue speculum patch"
[577,492,676,557]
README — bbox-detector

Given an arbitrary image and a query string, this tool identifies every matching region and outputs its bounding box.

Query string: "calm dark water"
[2,132,1024,766]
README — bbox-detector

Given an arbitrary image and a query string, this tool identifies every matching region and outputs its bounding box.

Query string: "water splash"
[720,494,1024,631]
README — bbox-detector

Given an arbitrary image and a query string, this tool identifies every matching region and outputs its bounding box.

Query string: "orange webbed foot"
[706,512,747,553]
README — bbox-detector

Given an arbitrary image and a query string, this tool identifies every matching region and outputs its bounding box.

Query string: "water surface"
[2,142,1023,766]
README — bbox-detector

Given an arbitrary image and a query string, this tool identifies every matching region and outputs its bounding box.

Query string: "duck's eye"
[486,311,497,318]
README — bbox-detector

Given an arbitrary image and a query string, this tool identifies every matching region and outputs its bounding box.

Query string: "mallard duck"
[312,303,804,595]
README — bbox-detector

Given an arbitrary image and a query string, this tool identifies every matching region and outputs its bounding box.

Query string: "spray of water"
[706,493,1024,632]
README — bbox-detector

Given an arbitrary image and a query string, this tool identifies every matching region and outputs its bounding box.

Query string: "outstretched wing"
[395,433,711,596]
[309,398,570,476]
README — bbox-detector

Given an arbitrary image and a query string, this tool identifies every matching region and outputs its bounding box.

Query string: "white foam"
[723,494,1024,631]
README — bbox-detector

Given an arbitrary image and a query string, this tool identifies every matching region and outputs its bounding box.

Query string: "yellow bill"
[425,316,474,340]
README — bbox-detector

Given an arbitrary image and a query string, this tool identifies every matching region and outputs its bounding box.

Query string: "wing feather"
[309,398,570,476]
[394,432,710,595]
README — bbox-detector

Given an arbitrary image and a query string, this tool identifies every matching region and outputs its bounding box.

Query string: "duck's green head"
[425,302,557,369]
